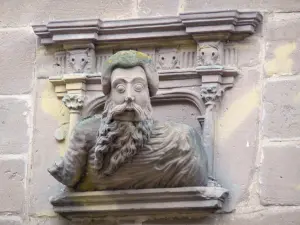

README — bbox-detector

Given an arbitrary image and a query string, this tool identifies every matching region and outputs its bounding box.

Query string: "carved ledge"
[33,10,262,46]
[50,187,228,221]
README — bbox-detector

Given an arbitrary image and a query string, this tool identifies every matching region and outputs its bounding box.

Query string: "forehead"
[111,66,147,82]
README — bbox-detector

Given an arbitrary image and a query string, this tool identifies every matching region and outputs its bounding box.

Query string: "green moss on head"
[103,50,152,70]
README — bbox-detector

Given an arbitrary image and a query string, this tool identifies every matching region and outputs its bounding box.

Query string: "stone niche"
[32,10,262,224]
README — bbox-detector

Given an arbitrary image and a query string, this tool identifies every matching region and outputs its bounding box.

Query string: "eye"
[71,58,75,62]
[201,52,204,55]
[134,83,144,92]
[81,58,85,62]
[212,52,215,56]
[116,84,125,93]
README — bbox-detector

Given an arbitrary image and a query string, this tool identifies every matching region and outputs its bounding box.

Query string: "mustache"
[109,102,144,119]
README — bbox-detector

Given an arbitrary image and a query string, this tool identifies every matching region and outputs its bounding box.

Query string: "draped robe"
[49,115,209,191]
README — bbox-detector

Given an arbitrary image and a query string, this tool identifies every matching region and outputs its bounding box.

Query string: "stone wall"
[0,0,300,225]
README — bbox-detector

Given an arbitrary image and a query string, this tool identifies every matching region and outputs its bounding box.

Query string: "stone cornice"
[33,10,262,45]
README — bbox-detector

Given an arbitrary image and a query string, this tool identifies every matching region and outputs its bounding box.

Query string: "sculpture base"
[50,187,228,221]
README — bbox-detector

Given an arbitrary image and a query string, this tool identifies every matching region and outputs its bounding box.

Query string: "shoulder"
[164,121,205,151]
[167,121,204,143]
[160,121,197,134]
[153,121,201,139]
[74,114,103,133]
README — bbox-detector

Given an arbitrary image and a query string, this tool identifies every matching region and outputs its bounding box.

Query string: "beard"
[93,97,154,176]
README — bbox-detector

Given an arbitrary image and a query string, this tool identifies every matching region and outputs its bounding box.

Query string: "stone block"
[0,28,35,94]
[143,209,300,225]
[217,209,300,224]
[29,79,69,215]
[0,98,29,154]
[36,46,63,79]
[0,217,22,225]
[265,14,300,77]
[137,0,179,17]
[264,40,300,77]
[245,210,300,225]
[184,0,300,11]
[0,0,135,27]
[29,217,70,225]
[235,37,262,68]
[262,78,300,139]
[266,13,300,42]
[0,159,25,213]
[260,143,300,205]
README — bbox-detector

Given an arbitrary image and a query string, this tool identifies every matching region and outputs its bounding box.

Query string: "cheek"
[111,91,125,104]
[134,92,150,107]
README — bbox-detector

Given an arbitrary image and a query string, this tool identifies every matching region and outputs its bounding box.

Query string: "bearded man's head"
[93,51,159,176]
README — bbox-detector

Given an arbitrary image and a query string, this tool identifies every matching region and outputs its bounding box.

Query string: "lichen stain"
[34,210,58,217]
[41,81,70,156]
[294,184,300,191]
[293,91,300,104]
[265,42,296,76]
[177,0,186,13]
[218,88,260,140]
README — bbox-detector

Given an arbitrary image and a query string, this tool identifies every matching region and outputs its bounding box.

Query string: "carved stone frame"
[33,10,262,221]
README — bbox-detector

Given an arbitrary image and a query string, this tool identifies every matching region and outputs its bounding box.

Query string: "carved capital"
[200,85,224,107]
[62,94,84,111]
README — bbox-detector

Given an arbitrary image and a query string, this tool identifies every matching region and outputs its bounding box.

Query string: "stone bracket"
[50,187,229,221]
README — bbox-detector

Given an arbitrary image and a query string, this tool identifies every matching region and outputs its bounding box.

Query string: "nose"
[124,84,135,103]
[125,96,135,103]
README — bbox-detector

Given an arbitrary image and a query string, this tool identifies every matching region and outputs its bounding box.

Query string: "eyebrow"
[112,78,126,87]
[112,77,146,87]
[132,77,147,83]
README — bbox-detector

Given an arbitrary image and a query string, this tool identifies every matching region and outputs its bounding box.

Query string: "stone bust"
[49,50,208,191]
